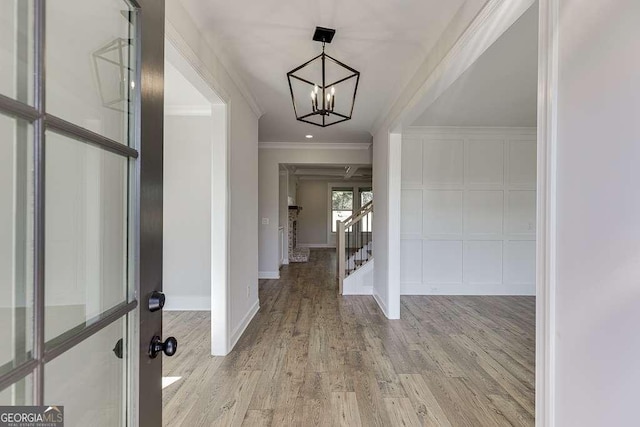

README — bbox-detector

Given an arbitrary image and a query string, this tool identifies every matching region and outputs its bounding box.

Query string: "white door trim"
[536,0,559,425]
[164,30,232,356]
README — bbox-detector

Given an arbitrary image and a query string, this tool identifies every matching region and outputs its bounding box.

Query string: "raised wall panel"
[401,189,422,235]
[423,190,463,235]
[423,139,464,186]
[505,240,535,285]
[508,141,536,186]
[464,190,504,235]
[466,140,504,185]
[401,129,536,295]
[507,190,536,234]
[423,240,463,284]
[401,138,423,185]
[400,239,422,283]
[463,240,503,284]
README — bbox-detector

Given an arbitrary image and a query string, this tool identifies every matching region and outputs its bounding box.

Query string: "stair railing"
[337,200,373,294]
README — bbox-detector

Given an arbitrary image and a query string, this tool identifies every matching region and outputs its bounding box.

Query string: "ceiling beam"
[344,165,359,179]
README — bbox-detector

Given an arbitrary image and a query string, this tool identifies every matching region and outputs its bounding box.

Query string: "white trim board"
[404,126,536,136]
[258,271,280,280]
[536,0,558,425]
[372,291,390,319]
[400,282,535,296]
[259,142,372,150]
[229,299,260,351]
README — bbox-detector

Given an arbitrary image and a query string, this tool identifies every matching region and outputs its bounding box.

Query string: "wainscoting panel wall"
[400,128,536,295]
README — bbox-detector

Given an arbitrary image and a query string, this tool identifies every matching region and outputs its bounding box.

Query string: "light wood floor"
[163,249,535,426]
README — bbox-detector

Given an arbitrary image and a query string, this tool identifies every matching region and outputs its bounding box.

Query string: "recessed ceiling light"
[305,134,313,139]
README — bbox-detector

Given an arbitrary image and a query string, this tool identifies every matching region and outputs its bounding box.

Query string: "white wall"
[296,180,328,246]
[401,127,536,295]
[163,115,212,310]
[552,0,640,424]
[167,1,260,350]
[371,132,401,319]
[258,143,372,278]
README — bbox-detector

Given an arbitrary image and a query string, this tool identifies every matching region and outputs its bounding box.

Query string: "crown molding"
[204,35,265,118]
[259,142,372,150]
[165,8,264,119]
[404,126,536,136]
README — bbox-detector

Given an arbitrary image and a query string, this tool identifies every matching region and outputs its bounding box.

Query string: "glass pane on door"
[0,0,34,104]
[0,113,34,373]
[44,131,129,342]
[0,374,33,406]
[46,0,137,145]
[45,318,126,426]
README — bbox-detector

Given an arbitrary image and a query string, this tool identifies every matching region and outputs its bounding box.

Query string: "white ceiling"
[412,4,538,127]
[177,0,468,142]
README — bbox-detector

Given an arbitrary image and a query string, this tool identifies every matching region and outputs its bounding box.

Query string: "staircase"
[336,200,373,294]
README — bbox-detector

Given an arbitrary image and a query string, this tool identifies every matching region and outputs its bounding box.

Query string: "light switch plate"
[261,218,269,225]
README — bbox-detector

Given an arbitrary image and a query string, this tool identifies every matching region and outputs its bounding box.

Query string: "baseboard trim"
[343,286,373,296]
[400,282,536,295]
[259,271,280,279]
[229,299,260,351]
[163,295,210,311]
[373,291,389,318]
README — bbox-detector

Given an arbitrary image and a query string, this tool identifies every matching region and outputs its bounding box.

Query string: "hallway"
[163,249,534,426]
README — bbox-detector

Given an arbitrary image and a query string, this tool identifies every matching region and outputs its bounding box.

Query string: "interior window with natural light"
[360,189,373,232]
[332,189,353,232]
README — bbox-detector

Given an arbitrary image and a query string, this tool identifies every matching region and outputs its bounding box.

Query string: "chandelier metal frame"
[286,27,360,127]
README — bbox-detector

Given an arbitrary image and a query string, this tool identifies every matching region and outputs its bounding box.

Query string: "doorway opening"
[162,37,229,386]
[396,2,539,423]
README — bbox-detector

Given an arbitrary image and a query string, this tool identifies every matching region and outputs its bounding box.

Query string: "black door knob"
[148,291,165,312]
[149,336,178,358]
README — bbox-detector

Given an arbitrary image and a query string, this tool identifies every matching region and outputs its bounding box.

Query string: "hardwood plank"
[331,392,362,426]
[399,373,452,427]
[241,409,273,426]
[384,397,422,427]
[162,249,535,426]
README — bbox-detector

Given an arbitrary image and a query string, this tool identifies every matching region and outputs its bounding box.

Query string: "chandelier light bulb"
[331,86,335,95]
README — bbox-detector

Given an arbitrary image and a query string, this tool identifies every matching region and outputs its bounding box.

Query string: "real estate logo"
[0,406,64,427]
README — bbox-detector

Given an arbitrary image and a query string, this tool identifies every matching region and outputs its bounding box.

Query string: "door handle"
[149,336,177,358]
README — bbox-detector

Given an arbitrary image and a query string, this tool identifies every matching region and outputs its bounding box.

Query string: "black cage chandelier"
[287,27,360,127]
